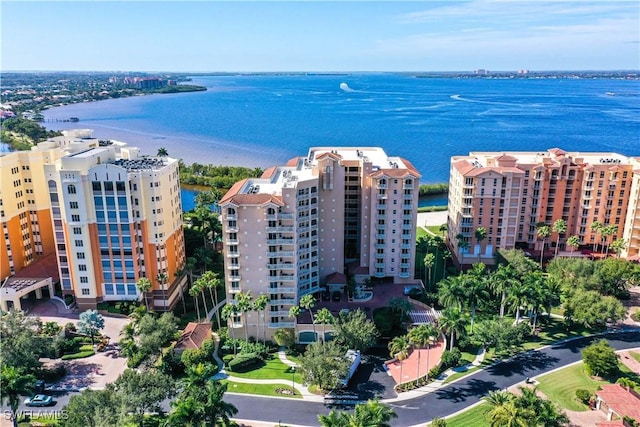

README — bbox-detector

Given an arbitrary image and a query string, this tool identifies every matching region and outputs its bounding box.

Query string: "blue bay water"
[39,74,640,208]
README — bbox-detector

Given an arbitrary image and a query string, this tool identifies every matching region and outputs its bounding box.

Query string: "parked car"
[34,380,45,393]
[24,394,54,407]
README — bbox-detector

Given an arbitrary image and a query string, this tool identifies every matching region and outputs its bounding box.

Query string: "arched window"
[267,208,275,215]
[67,184,76,194]
[227,207,236,215]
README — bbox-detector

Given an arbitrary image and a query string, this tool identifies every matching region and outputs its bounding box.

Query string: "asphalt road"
[227,330,640,427]
[3,330,639,427]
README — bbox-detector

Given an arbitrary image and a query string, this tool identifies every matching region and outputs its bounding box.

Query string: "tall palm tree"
[423,253,435,291]
[474,226,487,262]
[157,272,168,311]
[253,294,269,344]
[437,276,466,310]
[299,294,317,341]
[1,366,35,427]
[200,380,238,426]
[408,324,437,381]
[552,219,567,259]
[566,235,580,257]
[464,268,489,334]
[351,400,397,427]
[490,264,518,318]
[602,225,618,256]
[200,271,222,328]
[156,147,169,157]
[221,304,239,355]
[189,284,201,321]
[236,291,253,342]
[315,307,334,342]
[524,271,547,332]
[442,250,452,279]
[439,223,448,238]
[487,400,529,427]
[438,307,468,351]
[536,224,550,267]
[590,220,603,253]
[192,278,209,320]
[505,280,532,324]
[135,277,151,311]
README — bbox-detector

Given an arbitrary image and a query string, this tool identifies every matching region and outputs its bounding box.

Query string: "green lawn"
[222,380,302,398]
[416,227,429,238]
[226,354,302,382]
[630,351,640,364]
[426,225,445,236]
[441,403,489,426]
[536,362,608,411]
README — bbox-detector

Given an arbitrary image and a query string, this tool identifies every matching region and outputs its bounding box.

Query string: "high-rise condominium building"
[219,147,420,340]
[1,130,187,311]
[447,148,640,266]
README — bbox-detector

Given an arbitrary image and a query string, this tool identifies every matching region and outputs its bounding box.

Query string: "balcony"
[226,226,239,233]
[275,287,296,293]
[276,251,295,257]
[269,322,295,328]
[375,262,385,269]
[400,262,411,269]
[376,204,387,210]
[377,193,388,199]
[403,183,414,190]
[402,224,412,230]
[377,183,388,189]
[279,213,295,220]
[401,243,412,250]
[266,238,295,245]
[227,252,239,258]
[227,264,240,270]
[225,239,239,245]
[375,243,386,249]
[403,194,413,200]
[269,311,291,317]
[266,226,295,233]
[226,214,237,221]
[402,214,413,220]
[377,214,387,219]
[228,275,241,282]
[271,298,295,305]
[275,275,295,282]
[266,263,295,270]
[375,233,386,239]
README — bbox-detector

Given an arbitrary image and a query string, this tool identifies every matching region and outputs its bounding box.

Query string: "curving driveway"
[224,329,640,426]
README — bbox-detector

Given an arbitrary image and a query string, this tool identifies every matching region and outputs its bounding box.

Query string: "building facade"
[219,147,421,340]
[447,148,640,266]
[1,130,186,311]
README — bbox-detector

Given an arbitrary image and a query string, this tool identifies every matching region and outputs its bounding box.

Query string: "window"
[73,227,82,235]
[81,288,90,295]
[78,264,87,271]
[80,276,88,283]
[75,240,83,247]
[67,185,76,194]
[69,201,78,209]
[77,252,85,259]
[71,214,80,222]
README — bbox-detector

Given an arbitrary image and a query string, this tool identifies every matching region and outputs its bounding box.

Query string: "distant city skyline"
[2,1,639,72]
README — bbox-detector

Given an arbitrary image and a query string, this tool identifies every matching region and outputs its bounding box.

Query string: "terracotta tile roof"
[14,253,59,282]
[219,179,284,206]
[286,157,302,167]
[495,154,518,161]
[219,178,249,204]
[398,158,422,178]
[261,166,277,179]
[326,272,347,284]
[175,322,212,351]
[315,151,342,161]
[453,159,476,175]
[596,384,640,421]
[549,148,567,156]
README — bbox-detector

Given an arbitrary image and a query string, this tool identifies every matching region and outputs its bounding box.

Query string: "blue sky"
[2,1,638,72]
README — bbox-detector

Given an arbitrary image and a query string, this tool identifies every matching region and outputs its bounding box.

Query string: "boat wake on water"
[340,82,356,92]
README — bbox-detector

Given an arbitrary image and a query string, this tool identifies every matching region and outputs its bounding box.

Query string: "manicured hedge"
[61,350,95,360]
[228,352,260,372]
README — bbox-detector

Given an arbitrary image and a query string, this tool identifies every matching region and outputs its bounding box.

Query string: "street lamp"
[291,366,295,394]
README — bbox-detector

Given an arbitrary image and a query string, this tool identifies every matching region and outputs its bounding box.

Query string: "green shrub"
[61,350,95,360]
[228,352,261,372]
[631,310,640,322]
[431,417,447,427]
[273,328,295,349]
[222,355,234,367]
[575,389,591,405]
[127,351,146,368]
[37,365,67,383]
[80,344,95,352]
[441,349,462,369]
[429,365,443,379]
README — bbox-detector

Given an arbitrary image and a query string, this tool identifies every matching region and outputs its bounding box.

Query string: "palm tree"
[536,224,550,267]
[221,304,239,355]
[157,272,168,311]
[157,147,169,157]
[351,400,397,427]
[442,250,452,279]
[438,307,468,351]
[253,294,269,343]
[590,220,603,253]
[423,253,435,291]
[236,291,253,342]
[524,271,547,332]
[388,334,411,384]
[299,294,317,341]
[552,219,567,259]
[490,264,518,318]
[200,271,222,328]
[602,225,618,256]
[1,366,35,427]
[610,238,626,258]
[315,307,334,342]
[389,297,413,322]
[439,223,448,238]
[566,235,580,257]
[474,226,487,262]
[189,283,201,322]
[505,280,532,324]
[135,277,151,311]
[192,278,209,320]
[408,324,437,381]
[464,267,489,334]
[200,380,238,426]
[487,400,529,427]
[437,276,466,310]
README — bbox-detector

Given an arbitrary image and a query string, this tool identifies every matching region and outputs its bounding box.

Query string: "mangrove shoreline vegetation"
[0,117,62,150]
